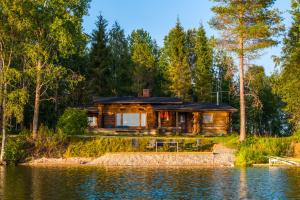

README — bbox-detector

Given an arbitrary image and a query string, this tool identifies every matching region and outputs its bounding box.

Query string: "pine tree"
[193,25,214,102]
[162,19,192,101]
[108,22,132,96]
[88,14,111,96]
[129,29,158,96]
[274,0,300,128]
[210,0,284,141]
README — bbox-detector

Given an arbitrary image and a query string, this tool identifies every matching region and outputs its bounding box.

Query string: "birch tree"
[0,1,29,163]
[16,0,90,138]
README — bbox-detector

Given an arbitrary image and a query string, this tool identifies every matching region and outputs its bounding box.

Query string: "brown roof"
[93,97,183,104]
[153,102,237,112]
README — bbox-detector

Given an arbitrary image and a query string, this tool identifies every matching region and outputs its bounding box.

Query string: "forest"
[0,0,299,142]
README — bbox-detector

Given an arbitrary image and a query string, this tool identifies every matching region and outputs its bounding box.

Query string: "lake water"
[0,166,300,200]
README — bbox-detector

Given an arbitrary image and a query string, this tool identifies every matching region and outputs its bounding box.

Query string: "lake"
[0,166,300,199]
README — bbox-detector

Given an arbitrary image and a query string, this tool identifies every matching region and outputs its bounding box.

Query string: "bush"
[28,125,68,158]
[235,136,294,166]
[57,108,88,135]
[64,138,147,157]
[4,136,31,164]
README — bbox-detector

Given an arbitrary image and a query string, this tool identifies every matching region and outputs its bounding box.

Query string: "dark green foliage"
[130,29,161,96]
[245,66,290,135]
[28,125,68,158]
[57,108,88,135]
[235,136,294,166]
[108,22,133,96]
[64,137,214,157]
[4,126,69,163]
[162,19,192,100]
[88,14,111,96]
[213,50,236,104]
[192,25,214,102]
[273,0,300,129]
[210,0,284,140]
[4,136,30,165]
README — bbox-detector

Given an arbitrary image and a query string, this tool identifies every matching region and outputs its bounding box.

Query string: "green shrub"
[64,137,216,157]
[4,136,31,164]
[57,108,88,135]
[29,125,68,158]
[65,138,140,157]
[235,136,294,166]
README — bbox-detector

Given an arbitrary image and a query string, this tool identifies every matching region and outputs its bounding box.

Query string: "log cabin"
[87,91,237,136]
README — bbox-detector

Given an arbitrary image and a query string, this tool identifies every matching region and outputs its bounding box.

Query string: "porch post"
[98,105,103,128]
[176,111,179,133]
[192,112,200,135]
[158,111,161,128]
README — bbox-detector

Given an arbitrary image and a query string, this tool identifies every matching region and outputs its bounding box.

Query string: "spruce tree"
[88,14,111,96]
[130,29,158,96]
[274,0,300,127]
[213,49,236,104]
[210,0,284,141]
[193,25,214,102]
[108,22,132,96]
[162,19,192,101]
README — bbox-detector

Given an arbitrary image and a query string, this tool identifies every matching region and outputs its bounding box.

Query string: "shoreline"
[22,151,235,167]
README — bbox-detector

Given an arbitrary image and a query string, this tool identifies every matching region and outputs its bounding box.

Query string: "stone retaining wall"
[88,152,234,166]
[28,144,235,167]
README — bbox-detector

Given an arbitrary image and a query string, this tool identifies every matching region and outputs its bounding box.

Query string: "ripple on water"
[0,166,300,200]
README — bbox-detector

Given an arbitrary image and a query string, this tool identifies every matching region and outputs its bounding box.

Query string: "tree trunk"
[239,36,246,141]
[0,83,7,163]
[32,63,41,139]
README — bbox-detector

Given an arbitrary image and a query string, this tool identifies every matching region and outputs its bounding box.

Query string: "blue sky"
[83,0,292,75]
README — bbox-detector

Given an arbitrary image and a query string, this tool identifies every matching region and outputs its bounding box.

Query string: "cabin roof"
[153,102,237,112]
[93,97,183,104]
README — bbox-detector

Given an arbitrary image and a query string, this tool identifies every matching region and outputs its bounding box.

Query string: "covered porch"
[154,102,236,136]
[155,110,201,135]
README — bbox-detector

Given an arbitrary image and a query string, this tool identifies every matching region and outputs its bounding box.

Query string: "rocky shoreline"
[25,144,235,167]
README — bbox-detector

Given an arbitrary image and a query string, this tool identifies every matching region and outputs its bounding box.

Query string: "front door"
[179,113,187,133]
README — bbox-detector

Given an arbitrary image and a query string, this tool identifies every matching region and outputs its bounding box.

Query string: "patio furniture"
[155,140,179,152]
[146,139,156,151]
[132,139,139,148]
[192,139,202,151]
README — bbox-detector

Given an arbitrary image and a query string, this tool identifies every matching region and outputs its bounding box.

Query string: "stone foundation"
[88,152,234,166]
[28,144,235,167]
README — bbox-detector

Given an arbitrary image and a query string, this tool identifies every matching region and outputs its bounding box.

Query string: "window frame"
[115,112,147,128]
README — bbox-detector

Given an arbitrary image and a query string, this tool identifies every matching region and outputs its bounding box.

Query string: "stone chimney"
[142,89,150,97]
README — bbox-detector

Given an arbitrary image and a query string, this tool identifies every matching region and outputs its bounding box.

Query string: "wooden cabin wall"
[97,103,156,129]
[186,113,193,133]
[201,111,229,135]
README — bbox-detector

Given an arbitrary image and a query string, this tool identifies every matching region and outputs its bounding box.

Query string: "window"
[141,113,146,126]
[116,113,121,126]
[88,116,97,127]
[203,114,213,123]
[180,114,185,123]
[116,113,147,127]
[123,113,140,126]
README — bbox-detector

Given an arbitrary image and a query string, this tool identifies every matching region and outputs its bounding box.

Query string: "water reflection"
[239,168,247,200]
[0,166,299,200]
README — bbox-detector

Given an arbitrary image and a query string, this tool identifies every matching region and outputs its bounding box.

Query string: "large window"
[123,113,140,126]
[116,113,147,127]
[203,114,213,123]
